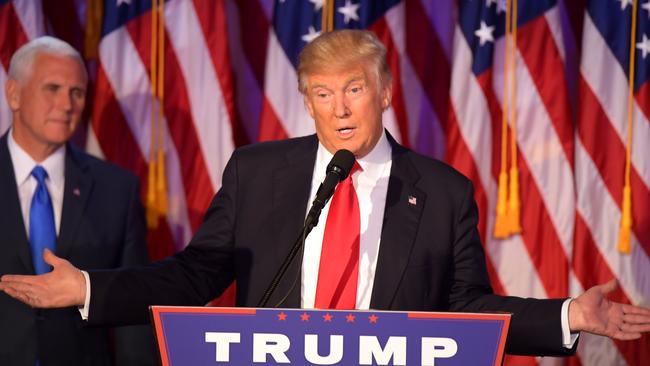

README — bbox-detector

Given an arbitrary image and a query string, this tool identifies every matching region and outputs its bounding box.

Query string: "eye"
[44,84,60,93]
[71,88,86,100]
[313,89,332,102]
[346,84,365,97]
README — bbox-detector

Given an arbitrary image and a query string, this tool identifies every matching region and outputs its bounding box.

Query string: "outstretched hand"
[569,279,650,340]
[0,249,86,308]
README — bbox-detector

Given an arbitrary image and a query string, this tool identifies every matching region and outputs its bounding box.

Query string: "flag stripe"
[41,0,84,53]
[475,71,568,298]
[262,29,314,139]
[259,97,289,141]
[447,107,507,296]
[10,0,43,40]
[371,17,409,147]
[637,82,650,123]
[165,0,234,192]
[405,0,450,129]
[574,139,650,306]
[451,30,549,300]
[0,2,29,69]
[96,26,194,248]
[580,15,650,191]
[91,66,177,259]
[125,12,215,231]
[517,15,574,167]
[224,0,264,142]
[578,77,650,259]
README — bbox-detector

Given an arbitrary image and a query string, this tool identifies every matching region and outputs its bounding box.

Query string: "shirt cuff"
[562,298,580,348]
[77,270,91,320]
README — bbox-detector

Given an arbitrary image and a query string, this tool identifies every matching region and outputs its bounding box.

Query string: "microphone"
[257,149,355,307]
[304,149,356,234]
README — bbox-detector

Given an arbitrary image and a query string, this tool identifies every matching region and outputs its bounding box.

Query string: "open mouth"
[337,127,355,135]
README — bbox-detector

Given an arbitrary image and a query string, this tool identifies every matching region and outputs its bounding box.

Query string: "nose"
[56,91,73,112]
[333,93,351,118]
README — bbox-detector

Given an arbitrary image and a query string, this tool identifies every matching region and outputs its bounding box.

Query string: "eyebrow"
[309,74,366,91]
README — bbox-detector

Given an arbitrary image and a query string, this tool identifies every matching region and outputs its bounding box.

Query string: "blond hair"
[297,29,391,94]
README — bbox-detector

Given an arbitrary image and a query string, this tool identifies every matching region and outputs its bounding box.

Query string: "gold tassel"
[146,0,163,229]
[506,167,522,234]
[494,172,509,238]
[146,161,158,228]
[155,149,168,215]
[84,0,103,60]
[322,0,334,32]
[618,0,638,254]
[494,0,516,239]
[618,186,632,254]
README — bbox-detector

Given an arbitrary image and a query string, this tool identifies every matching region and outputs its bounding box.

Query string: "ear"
[5,78,20,111]
[303,94,316,118]
[380,83,392,111]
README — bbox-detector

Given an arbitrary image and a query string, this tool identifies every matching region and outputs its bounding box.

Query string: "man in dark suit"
[2,30,649,357]
[0,37,156,365]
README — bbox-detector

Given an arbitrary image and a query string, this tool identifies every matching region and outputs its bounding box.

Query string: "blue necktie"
[29,166,56,275]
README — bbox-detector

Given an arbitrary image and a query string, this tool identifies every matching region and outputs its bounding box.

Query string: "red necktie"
[314,162,362,309]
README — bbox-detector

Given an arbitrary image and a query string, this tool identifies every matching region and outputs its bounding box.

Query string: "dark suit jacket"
[0,133,156,366]
[89,133,575,356]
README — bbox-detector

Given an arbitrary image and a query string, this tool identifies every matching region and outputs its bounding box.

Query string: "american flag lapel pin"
[408,195,417,206]
[73,188,81,197]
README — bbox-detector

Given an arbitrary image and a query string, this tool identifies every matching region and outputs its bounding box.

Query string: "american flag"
[0,1,648,365]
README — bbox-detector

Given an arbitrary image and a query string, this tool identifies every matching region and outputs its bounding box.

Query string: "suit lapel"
[269,136,318,307]
[370,137,425,309]
[57,146,92,258]
[0,134,34,272]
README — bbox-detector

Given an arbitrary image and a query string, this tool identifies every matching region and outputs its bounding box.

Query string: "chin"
[44,133,74,146]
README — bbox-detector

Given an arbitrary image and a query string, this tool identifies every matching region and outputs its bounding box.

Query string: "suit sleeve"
[87,152,240,326]
[448,179,576,356]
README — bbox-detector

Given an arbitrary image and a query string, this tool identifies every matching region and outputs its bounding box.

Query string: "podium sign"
[151,307,510,365]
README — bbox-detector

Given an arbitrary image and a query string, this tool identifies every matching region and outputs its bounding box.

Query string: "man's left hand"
[569,279,650,340]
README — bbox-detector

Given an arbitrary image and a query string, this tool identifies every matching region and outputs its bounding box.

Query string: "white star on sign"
[637,34,650,59]
[475,21,495,46]
[618,0,633,10]
[302,26,321,43]
[310,0,324,11]
[338,0,360,24]
[642,0,650,18]
[117,0,131,5]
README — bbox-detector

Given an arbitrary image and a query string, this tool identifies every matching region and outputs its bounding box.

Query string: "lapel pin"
[408,195,417,206]
[73,188,81,197]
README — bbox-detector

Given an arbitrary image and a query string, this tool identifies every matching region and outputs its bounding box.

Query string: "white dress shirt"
[301,131,392,310]
[7,129,66,236]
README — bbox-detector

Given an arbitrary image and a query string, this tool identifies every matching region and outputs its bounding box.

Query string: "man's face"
[303,65,391,158]
[6,52,87,157]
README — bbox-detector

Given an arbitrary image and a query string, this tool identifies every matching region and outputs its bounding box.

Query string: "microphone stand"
[257,216,320,308]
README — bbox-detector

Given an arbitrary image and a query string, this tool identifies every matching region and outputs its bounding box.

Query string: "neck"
[11,126,62,163]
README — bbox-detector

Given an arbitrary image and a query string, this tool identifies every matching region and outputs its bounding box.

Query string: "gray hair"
[8,36,86,84]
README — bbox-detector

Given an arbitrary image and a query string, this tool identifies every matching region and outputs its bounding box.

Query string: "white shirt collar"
[7,128,66,189]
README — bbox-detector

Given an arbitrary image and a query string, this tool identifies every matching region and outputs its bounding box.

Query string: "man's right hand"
[0,249,86,308]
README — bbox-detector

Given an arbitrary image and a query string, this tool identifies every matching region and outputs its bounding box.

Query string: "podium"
[151,306,510,365]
